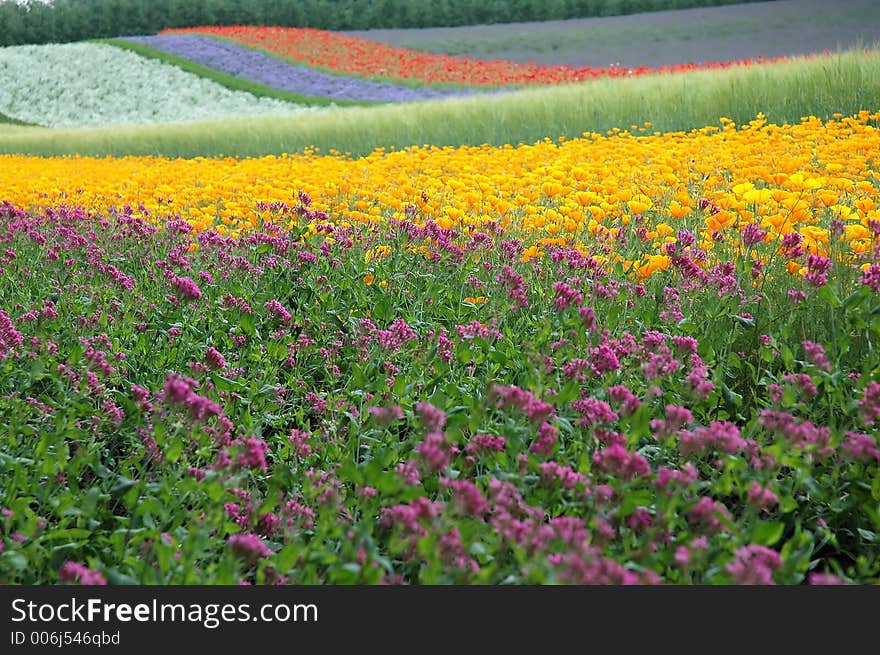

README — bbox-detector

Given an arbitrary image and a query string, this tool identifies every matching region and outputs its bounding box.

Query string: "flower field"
[0,25,793,128]
[169,25,790,88]
[0,43,321,127]
[118,35,487,103]
[1,108,879,584]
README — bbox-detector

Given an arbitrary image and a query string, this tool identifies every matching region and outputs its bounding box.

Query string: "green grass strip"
[1,48,878,159]
[0,112,34,126]
[99,38,374,108]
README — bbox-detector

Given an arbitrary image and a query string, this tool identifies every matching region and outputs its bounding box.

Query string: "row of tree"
[0,0,770,47]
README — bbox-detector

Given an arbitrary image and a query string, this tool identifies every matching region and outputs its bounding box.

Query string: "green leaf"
[817,285,841,308]
[843,286,868,309]
[751,520,786,546]
[166,439,183,463]
[239,312,255,336]
[556,379,580,405]
[105,569,140,585]
[721,383,743,408]
[39,528,92,543]
[857,528,877,543]
[110,477,138,497]
[0,550,29,571]
[213,375,246,392]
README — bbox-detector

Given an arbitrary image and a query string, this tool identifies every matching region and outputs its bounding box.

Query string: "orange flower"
[520,245,544,263]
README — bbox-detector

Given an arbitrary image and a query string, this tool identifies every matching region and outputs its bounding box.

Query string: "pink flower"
[570,397,618,427]
[379,497,443,539]
[530,421,558,456]
[465,433,506,455]
[804,253,831,287]
[376,318,418,352]
[590,342,621,375]
[358,486,377,498]
[674,546,691,567]
[552,281,582,311]
[396,460,421,486]
[607,385,641,416]
[841,431,880,462]
[442,478,489,517]
[671,335,699,354]
[205,346,226,369]
[802,340,831,372]
[741,223,768,246]
[651,404,694,438]
[858,382,880,426]
[0,309,24,359]
[415,402,446,431]
[160,372,224,422]
[418,431,449,472]
[228,533,272,563]
[591,442,651,479]
[579,305,596,330]
[58,562,107,585]
[655,463,699,492]
[488,384,556,424]
[747,482,779,509]
[368,404,404,426]
[265,299,291,322]
[688,497,731,532]
[726,545,781,585]
[859,263,880,292]
[170,275,202,301]
[539,460,590,494]
[237,437,269,471]
[759,410,832,457]
[678,421,746,457]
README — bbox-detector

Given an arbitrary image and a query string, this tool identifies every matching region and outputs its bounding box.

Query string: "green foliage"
[1,48,876,158]
[0,0,772,47]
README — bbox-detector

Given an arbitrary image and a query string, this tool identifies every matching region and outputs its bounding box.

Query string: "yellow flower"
[627,195,653,215]
[520,245,544,263]
[636,254,671,280]
[363,272,374,285]
[667,200,690,219]
[0,111,876,287]
[365,245,391,263]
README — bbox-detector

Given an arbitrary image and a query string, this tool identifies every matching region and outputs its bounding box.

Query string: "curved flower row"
[121,35,491,103]
[1,111,878,279]
[165,25,791,88]
[0,42,323,127]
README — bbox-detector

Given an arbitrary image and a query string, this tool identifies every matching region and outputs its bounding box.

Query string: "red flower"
[164,25,791,89]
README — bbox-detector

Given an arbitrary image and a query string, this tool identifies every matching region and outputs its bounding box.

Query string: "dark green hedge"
[1,0,774,47]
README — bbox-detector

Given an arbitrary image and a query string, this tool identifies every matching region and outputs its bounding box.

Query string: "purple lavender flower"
[120,35,495,104]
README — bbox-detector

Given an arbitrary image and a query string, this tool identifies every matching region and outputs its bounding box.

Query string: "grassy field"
[345,0,880,68]
[0,48,876,158]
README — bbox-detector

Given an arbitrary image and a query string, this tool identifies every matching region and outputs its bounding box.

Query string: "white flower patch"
[0,42,323,127]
